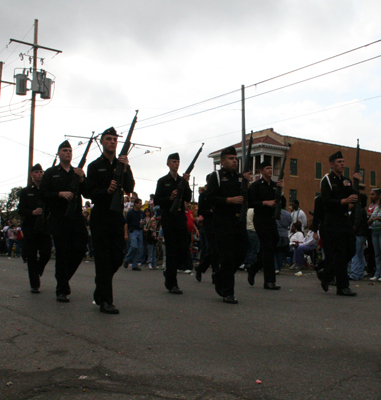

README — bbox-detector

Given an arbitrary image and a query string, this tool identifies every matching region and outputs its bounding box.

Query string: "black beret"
[101,127,119,138]
[259,160,272,169]
[31,163,43,172]
[58,140,72,151]
[221,146,237,158]
[167,152,180,162]
[329,151,343,162]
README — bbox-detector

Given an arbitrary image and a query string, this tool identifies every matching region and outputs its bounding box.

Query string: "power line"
[116,38,381,130]
[159,93,381,150]
[0,99,30,109]
[0,134,55,157]
[134,54,381,131]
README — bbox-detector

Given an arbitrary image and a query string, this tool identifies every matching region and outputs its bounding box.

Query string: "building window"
[371,170,377,187]
[289,189,297,204]
[255,155,261,175]
[273,157,281,176]
[344,167,350,179]
[290,159,297,176]
[360,168,365,184]
[315,162,322,179]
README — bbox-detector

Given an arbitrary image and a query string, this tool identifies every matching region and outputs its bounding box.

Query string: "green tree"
[0,187,23,223]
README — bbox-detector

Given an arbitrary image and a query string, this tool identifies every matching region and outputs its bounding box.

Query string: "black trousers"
[49,214,88,296]
[91,212,125,305]
[23,227,51,289]
[161,212,189,290]
[321,217,356,289]
[252,218,279,284]
[213,216,247,297]
[198,222,219,274]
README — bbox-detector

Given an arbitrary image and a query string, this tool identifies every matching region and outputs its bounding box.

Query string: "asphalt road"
[1,256,380,400]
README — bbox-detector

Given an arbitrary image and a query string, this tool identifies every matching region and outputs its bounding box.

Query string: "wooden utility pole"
[10,19,62,185]
[191,176,199,203]
[0,61,16,101]
[28,20,38,185]
[241,85,246,173]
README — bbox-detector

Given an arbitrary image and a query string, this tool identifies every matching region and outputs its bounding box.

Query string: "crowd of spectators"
[2,186,381,286]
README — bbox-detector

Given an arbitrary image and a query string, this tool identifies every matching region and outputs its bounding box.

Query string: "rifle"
[65,133,95,217]
[274,153,287,220]
[170,143,204,214]
[353,139,361,231]
[239,133,253,222]
[110,110,139,213]
[52,154,58,167]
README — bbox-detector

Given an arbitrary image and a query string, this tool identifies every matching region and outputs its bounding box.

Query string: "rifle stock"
[239,133,253,222]
[110,110,139,213]
[274,153,287,220]
[65,132,95,218]
[170,143,204,214]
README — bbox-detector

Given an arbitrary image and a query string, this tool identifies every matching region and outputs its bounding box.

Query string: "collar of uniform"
[220,167,237,177]
[260,177,272,185]
[166,172,179,181]
[57,165,73,171]
[330,171,343,180]
[101,154,117,164]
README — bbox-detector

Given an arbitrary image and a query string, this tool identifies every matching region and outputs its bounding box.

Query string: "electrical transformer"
[15,73,28,95]
[40,78,52,99]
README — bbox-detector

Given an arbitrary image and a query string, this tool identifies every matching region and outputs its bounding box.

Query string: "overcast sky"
[1,0,381,201]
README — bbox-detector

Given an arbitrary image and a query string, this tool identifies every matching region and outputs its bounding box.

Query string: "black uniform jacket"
[206,168,242,218]
[40,164,86,217]
[198,190,213,225]
[248,177,277,220]
[155,173,191,215]
[312,195,325,233]
[18,185,44,229]
[86,154,135,213]
[321,171,354,219]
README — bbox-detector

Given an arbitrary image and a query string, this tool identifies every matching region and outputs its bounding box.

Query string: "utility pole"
[191,176,199,203]
[10,19,62,185]
[241,84,246,173]
[0,61,16,101]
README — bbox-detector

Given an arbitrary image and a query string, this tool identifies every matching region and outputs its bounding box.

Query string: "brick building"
[208,128,381,215]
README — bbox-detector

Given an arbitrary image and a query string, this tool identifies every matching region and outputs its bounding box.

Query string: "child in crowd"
[146,219,159,269]
[290,220,318,271]
[288,221,304,269]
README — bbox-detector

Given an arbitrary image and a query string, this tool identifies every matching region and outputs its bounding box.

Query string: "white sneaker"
[289,264,297,270]
[378,277,381,282]
[183,270,192,274]
[370,276,378,281]
[148,263,153,269]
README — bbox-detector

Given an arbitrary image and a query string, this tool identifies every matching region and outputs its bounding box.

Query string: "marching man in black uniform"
[40,141,88,303]
[86,127,135,314]
[206,146,248,304]
[155,152,191,294]
[318,151,358,296]
[248,160,283,290]
[18,164,52,293]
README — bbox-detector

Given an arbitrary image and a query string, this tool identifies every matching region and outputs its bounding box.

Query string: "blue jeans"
[125,230,144,269]
[293,244,316,266]
[244,231,260,265]
[147,244,157,267]
[349,235,366,280]
[372,230,381,278]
